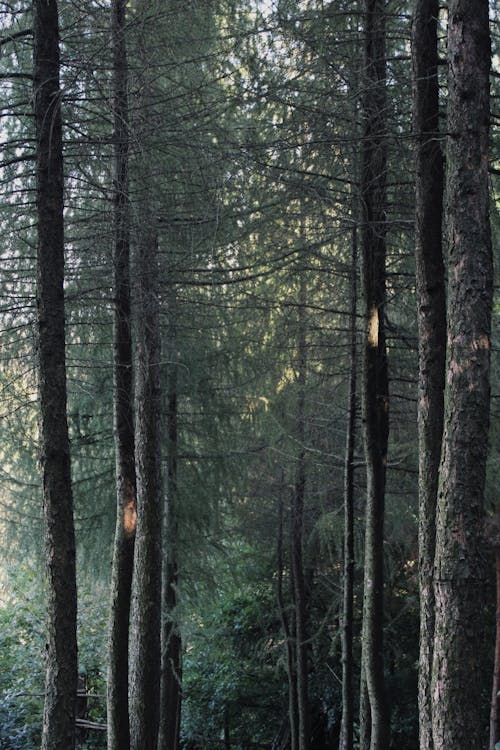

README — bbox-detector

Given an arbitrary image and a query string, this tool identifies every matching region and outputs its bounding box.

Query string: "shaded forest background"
[0,1,498,749]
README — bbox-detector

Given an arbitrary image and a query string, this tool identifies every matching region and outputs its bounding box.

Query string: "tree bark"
[159,558,182,750]
[107,1,135,748]
[358,667,371,750]
[128,4,163,747]
[277,493,299,750]
[490,549,500,750]
[431,3,492,748]
[339,224,358,750]
[359,1,389,748]
[290,268,310,750]
[223,708,231,750]
[411,3,445,749]
[33,2,78,748]
[129,220,163,750]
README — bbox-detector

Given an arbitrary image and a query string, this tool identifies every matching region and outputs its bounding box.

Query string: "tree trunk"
[339,224,358,750]
[358,668,371,750]
[224,708,231,750]
[129,222,163,750]
[490,549,500,750]
[411,3,445,749]
[159,569,182,750]
[159,302,182,750]
[107,1,135,748]
[292,497,309,750]
[129,3,163,746]
[291,268,310,750]
[359,1,389,748]
[33,2,78,748]
[431,3,492,747]
[277,493,299,750]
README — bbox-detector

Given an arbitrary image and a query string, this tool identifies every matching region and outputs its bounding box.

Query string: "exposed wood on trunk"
[107,1,135,747]
[33,1,78,748]
[431,2,492,748]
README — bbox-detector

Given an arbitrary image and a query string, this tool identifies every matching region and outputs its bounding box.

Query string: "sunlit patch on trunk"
[123,498,137,537]
[368,305,379,348]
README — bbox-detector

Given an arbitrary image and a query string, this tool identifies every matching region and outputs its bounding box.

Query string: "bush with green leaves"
[0,566,107,750]
[181,584,285,750]
[0,566,44,750]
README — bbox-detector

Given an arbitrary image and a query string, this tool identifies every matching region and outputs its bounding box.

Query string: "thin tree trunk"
[291,267,310,750]
[129,222,163,750]
[411,3,445,749]
[159,562,182,750]
[277,493,299,750]
[339,224,358,750]
[358,668,371,750]
[107,1,135,748]
[33,2,78,748]
[431,2,492,748]
[129,4,163,746]
[490,549,500,750]
[359,2,389,748]
[224,708,231,750]
[291,464,309,750]
[159,299,182,750]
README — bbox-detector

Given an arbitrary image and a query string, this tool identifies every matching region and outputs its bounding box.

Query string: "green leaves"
[0,567,107,749]
[182,584,284,750]
[0,566,44,749]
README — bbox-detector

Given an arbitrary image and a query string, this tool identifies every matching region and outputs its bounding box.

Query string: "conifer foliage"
[0,1,495,749]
